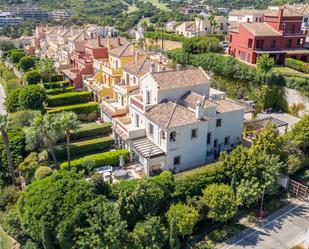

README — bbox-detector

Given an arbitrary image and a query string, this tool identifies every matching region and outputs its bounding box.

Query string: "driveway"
[0,84,6,115]
[219,201,309,249]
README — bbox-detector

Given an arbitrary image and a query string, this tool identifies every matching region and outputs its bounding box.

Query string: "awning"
[129,137,165,159]
[245,116,288,131]
[62,69,77,80]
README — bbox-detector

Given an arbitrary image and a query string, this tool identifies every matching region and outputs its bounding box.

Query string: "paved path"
[0,84,6,115]
[219,201,309,249]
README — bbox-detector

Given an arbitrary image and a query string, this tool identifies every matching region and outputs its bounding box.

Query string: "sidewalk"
[218,200,309,249]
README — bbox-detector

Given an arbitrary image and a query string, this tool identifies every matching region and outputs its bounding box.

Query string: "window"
[115,60,119,70]
[224,136,230,145]
[241,51,246,61]
[256,39,264,49]
[282,23,286,29]
[173,156,181,165]
[170,131,176,142]
[146,90,151,104]
[255,17,258,22]
[304,17,308,23]
[216,119,222,127]
[191,128,197,139]
[248,39,253,48]
[149,123,154,136]
[135,114,139,127]
[207,133,211,144]
[229,35,233,43]
[286,39,292,48]
[220,23,224,30]
[133,77,136,84]
[247,53,251,62]
[214,139,218,148]
[271,39,276,48]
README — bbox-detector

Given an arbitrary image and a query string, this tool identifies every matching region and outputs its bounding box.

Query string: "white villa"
[112,67,245,176]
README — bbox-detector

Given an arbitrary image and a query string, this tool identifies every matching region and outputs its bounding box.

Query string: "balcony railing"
[130,95,155,112]
[113,83,139,94]
[114,117,146,140]
[101,98,128,116]
[101,62,122,76]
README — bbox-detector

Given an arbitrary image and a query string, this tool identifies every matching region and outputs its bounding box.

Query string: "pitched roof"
[145,100,203,128]
[150,67,210,90]
[229,9,264,16]
[214,99,245,113]
[123,58,170,75]
[241,22,281,36]
[109,43,134,57]
[185,21,196,31]
[265,5,309,17]
[181,91,216,109]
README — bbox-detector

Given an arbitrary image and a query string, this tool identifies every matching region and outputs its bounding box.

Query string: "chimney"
[195,100,203,119]
[135,51,139,64]
[117,36,121,46]
[106,36,111,50]
[150,62,155,73]
[98,35,102,47]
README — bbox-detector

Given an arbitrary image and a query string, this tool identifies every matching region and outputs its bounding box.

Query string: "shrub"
[10,51,25,64]
[0,186,21,210]
[60,149,129,171]
[285,58,309,73]
[50,74,63,82]
[46,86,74,95]
[47,91,92,107]
[59,122,112,142]
[5,88,21,112]
[43,80,70,89]
[54,136,114,160]
[48,102,99,115]
[35,166,53,180]
[19,85,47,110]
[25,70,41,84]
[19,56,35,72]
[209,226,236,242]
[8,110,40,127]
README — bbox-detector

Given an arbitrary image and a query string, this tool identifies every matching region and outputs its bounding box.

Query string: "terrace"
[100,98,128,117]
[113,117,146,141]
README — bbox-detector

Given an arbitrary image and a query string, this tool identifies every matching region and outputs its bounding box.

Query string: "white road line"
[223,204,303,249]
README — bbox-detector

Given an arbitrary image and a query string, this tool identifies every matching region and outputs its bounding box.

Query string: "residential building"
[0,12,23,26]
[4,5,49,21]
[175,16,229,37]
[0,35,31,48]
[228,8,264,25]
[100,55,170,122]
[49,10,71,21]
[180,5,210,15]
[62,36,111,89]
[112,67,245,176]
[83,39,143,101]
[228,6,309,64]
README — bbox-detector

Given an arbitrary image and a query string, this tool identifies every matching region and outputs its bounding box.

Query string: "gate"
[287,179,308,200]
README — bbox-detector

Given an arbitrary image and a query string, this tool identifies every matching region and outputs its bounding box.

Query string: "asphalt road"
[220,201,309,249]
[0,84,6,115]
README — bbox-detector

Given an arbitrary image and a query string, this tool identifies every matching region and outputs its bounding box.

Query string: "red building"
[228,7,309,64]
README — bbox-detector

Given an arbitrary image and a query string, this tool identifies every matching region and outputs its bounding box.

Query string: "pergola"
[129,137,165,159]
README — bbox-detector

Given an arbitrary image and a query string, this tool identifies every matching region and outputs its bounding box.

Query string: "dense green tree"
[19,85,46,110]
[220,146,283,207]
[5,88,21,112]
[89,173,111,197]
[131,216,168,249]
[8,110,40,127]
[0,40,15,52]
[26,113,62,167]
[166,203,199,238]
[34,166,53,180]
[24,70,41,84]
[201,184,238,222]
[286,154,303,176]
[19,56,35,72]
[169,217,180,249]
[117,178,165,227]
[251,122,283,157]
[10,51,25,64]
[37,57,56,82]
[59,112,80,171]
[183,37,223,54]
[257,54,275,76]
[18,152,43,183]
[0,185,20,210]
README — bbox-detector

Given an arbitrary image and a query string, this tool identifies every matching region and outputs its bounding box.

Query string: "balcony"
[113,79,139,94]
[100,98,128,116]
[130,94,155,113]
[101,62,122,76]
[114,117,146,140]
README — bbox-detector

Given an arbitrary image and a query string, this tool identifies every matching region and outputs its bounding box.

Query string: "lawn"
[273,66,309,78]
[175,162,219,179]
[142,0,169,11]
[0,226,14,249]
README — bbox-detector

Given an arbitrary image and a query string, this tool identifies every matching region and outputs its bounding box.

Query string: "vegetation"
[10,51,25,64]
[19,85,47,110]
[37,57,56,83]
[47,91,92,107]
[43,80,70,89]
[24,70,41,84]
[34,166,53,180]
[285,58,309,74]
[19,56,35,72]
[46,86,74,95]
[47,102,99,115]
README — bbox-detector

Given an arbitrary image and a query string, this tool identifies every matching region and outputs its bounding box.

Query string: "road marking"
[223,204,303,249]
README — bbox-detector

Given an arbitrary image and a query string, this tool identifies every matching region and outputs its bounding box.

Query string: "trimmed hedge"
[47,91,92,107]
[46,86,74,95]
[285,58,309,74]
[59,122,112,142]
[47,102,99,115]
[43,81,70,89]
[60,149,129,171]
[54,136,114,160]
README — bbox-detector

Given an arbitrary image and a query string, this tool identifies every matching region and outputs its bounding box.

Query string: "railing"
[130,95,145,111]
[115,117,146,139]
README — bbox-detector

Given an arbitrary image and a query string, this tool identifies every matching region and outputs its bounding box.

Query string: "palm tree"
[27,113,62,168]
[208,12,218,34]
[0,115,15,185]
[59,112,80,171]
[37,57,56,83]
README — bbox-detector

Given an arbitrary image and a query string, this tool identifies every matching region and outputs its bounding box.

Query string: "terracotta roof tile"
[214,99,245,113]
[151,67,210,90]
[181,91,216,109]
[241,23,281,36]
[123,58,171,75]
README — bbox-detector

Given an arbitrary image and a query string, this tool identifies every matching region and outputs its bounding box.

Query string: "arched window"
[170,131,176,142]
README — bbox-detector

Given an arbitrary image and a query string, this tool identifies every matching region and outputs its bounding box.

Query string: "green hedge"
[285,58,309,74]
[46,86,74,95]
[60,149,129,171]
[59,122,112,142]
[43,81,70,89]
[47,91,92,107]
[47,102,99,115]
[54,136,114,160]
